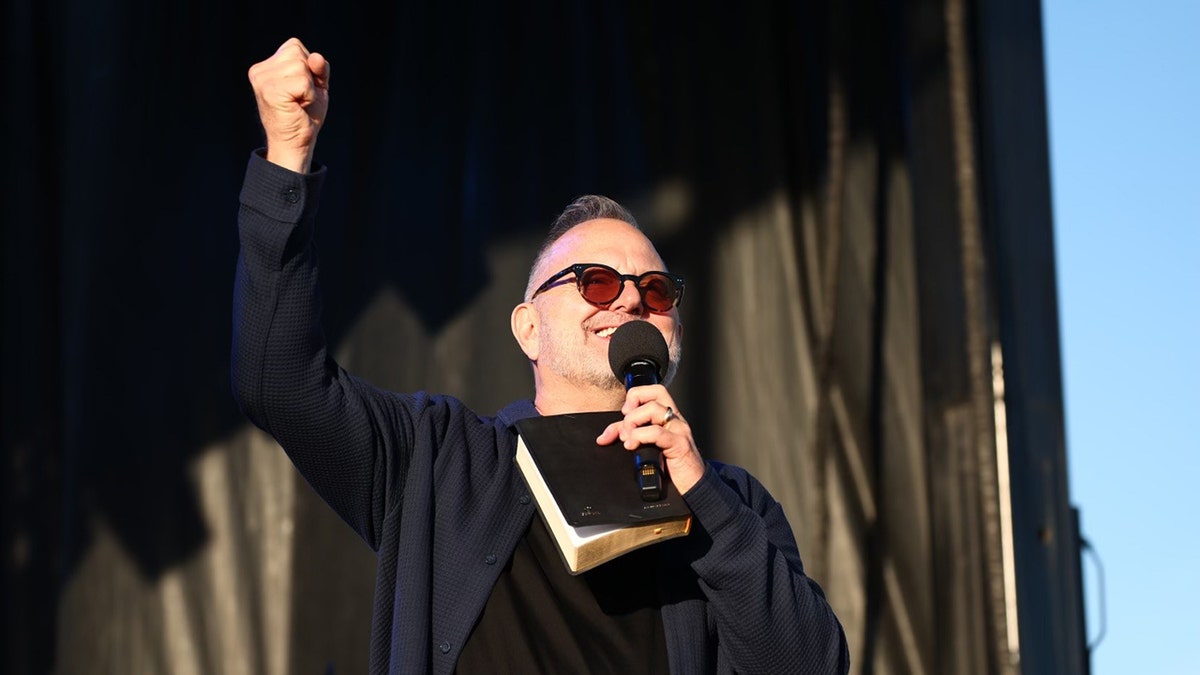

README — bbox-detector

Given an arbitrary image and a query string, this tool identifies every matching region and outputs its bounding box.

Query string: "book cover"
[514,411,692,574]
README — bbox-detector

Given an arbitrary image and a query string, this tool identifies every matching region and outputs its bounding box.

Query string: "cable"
[1080,535,1107,652]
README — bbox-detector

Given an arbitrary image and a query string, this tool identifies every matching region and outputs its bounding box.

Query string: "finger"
[269,70,316,110]
[620,383,672,415]
[308,52,330,90]
[660,405,681,428]
[596,421,622,445]
[618,423,681,451]
[271,54,324,102]
[617,403,674,440]
[278,37,310,59]
[249,50,312,95]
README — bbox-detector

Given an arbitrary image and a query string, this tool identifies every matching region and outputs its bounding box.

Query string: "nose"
[609,278,647,315]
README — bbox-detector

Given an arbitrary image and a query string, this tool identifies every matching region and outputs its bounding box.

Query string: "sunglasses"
[531,263,685,313]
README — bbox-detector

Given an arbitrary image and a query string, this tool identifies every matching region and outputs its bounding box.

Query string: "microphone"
[608,321,670,501]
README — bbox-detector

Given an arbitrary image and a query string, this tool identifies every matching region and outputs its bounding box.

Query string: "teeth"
[596,326,618,338]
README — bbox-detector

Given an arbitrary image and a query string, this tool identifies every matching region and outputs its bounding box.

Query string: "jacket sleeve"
[681,463,851,674]
[230,150,418,551]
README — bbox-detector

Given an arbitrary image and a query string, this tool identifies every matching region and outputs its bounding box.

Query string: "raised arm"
[232,39,411,550]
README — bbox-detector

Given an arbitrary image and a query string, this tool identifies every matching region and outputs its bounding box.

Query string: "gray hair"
[524,195,640,300]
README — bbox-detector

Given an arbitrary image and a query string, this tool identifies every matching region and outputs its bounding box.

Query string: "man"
[233,37,849,674]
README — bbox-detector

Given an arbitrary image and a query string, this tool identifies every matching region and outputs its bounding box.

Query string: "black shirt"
[455,516,670,674]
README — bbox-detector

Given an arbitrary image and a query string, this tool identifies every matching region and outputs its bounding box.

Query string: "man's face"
[527,218,683,392]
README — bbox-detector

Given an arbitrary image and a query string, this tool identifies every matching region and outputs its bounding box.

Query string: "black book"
[514,411,692,574]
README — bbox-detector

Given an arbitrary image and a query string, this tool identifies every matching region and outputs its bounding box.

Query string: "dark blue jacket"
[232,151,849,674]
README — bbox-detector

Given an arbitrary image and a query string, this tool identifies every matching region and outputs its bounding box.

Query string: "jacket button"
[284,187,300,204]
[485,554,497,565]
[519,495,531,505]
[439,641,451,654]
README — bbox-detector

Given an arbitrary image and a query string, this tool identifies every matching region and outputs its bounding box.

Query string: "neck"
[533,379,625,416]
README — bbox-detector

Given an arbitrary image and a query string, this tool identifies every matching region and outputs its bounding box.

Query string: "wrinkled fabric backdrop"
[3,0,1083,674]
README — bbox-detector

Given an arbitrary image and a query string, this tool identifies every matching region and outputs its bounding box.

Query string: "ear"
[510,302,540,361]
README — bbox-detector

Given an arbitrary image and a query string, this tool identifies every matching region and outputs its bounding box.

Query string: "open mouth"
[594,326,619,338]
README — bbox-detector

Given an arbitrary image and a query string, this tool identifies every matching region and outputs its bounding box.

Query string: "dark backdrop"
[2,1,1085,673]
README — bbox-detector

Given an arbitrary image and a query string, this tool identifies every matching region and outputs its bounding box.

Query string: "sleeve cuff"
[681,463,743,534]
[238,149,328,224]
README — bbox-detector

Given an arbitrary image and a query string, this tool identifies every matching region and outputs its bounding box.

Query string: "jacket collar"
[496,398,539,429]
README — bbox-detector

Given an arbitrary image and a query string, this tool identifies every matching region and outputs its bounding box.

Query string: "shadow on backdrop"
[2,1,1084,674]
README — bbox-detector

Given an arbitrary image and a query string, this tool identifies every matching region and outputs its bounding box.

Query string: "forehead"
[542,218,667,273]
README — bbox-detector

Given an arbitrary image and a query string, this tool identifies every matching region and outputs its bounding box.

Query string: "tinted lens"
[572,265,680,311]
[638,273,678,311]
[578,266,623,304]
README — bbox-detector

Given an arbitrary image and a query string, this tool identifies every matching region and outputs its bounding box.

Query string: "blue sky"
[1043,1,1200,672]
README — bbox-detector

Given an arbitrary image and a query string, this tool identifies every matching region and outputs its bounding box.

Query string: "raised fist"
[248,38,330,173]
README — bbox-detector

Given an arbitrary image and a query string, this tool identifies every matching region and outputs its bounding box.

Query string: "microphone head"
[608,320,670,383]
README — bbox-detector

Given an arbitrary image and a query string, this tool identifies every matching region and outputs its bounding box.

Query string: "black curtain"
[3,1,1082,673]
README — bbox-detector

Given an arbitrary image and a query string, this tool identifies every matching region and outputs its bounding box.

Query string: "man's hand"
[248,37,330,173]
[596,385,707,494]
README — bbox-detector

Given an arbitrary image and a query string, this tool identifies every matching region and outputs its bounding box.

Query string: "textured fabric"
[232,150,850,674]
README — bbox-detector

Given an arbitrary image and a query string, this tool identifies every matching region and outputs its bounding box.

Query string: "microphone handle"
[623,360,663,500]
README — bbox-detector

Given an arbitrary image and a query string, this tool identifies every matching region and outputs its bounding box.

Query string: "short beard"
[538,319,683,391]
[537,327,624,392]
[548,353,625,392]
[662,338,682,387]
